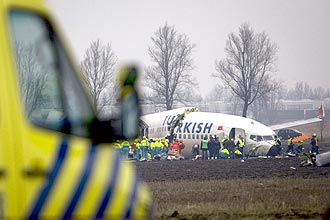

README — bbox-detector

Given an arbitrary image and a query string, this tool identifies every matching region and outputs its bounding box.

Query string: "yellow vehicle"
[0,0,152,219]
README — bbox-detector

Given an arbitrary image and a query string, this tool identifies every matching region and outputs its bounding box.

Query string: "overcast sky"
[47,0,330,97]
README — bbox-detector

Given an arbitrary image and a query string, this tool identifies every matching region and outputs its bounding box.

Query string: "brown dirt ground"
[134,143,330,219]
[134,123,330,219]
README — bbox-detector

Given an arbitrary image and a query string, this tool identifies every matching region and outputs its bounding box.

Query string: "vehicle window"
[9,10,94,136]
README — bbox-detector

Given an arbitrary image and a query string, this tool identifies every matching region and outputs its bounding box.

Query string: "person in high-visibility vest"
[150,138,159,160]
[296,140,304,153]
[274,135,282,156]
[236,135,245,158]
[121,139,131,159]
[113,140,121,151]
[200,136,209,160]
[161,137,169,153]
[234,148,243,158]
[286,135,294,154]
[140,136,149,160]
[131,138,140,160]
[154,138,163,155]
[219,146,230,159]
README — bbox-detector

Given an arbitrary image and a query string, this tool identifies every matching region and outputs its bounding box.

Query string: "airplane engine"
[247,141,273,157]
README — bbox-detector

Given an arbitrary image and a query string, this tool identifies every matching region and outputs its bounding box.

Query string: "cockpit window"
[262,135,274,141]
[9,10,94,136]
[250,134,275,142]
[250,135,262,142]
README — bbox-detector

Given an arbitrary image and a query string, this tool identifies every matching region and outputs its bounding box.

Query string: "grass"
[148,178,330,219]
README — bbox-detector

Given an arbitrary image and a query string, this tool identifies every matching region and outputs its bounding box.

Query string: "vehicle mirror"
[88,65,140,143]
[118,65,140,140]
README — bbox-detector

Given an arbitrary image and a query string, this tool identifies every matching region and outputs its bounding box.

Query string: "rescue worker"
[219,146,230,159]
[274,135,282,156]
[150,138,158,160]
[236,135,245,158]
[214,136,221,159]
[234,148,243,159]
[140,136,149,160]
[154,138,163,156]
[120,139,131,159]
[286,135,294,154]
[161,137,169,153]
[170,139,179,153]
[296,140,304,153]
[310,133,319,154]
[191,143,200,159]
[131,138,140,160]
[227,138,236,159]
[208,136,216,159]
[221,136,229,149]
[113,140,121,152]
[200,136,209,160]
[178,140,185,156]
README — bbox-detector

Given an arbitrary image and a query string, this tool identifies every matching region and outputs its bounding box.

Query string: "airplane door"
[229,128,246,141]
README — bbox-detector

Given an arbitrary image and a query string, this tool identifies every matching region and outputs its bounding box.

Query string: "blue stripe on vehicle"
[124,175,139,219]
[95,151,121,219]
[28,138,69,220]
[62,143,97,220]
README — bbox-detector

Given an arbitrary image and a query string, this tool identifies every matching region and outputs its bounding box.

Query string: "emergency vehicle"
[0,0,152,219]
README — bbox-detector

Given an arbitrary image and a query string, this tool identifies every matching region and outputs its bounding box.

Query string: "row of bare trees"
[80,23,329,118]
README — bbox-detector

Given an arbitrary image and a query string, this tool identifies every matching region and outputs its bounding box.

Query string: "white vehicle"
[140,107,276,158]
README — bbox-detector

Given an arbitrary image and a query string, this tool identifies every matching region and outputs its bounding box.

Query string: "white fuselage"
[140,108,276,158]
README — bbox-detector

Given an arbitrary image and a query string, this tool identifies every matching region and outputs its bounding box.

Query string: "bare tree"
[80,39,117,115]
[213,23,278,117]
[15,43,48,117]
[286,81,329,100]
[250,79,285,124]
[145,23,196,110]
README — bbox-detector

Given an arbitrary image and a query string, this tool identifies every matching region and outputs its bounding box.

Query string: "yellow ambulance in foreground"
[0,0,152,219]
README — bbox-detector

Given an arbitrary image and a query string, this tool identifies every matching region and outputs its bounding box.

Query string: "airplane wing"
[270,103,324,131]
[269,117,322,131]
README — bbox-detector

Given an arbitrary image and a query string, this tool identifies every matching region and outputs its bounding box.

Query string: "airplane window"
[188,134,191,139]
[250,135,256,141]
[205,134,208,139]
[192,134,195,139]
[196,134,199,139]
[167,127,170,131]
[179,134,182,139]
[183,134,186,139]
[201,134,203,139]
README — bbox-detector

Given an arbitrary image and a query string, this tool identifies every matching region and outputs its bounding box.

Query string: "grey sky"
[47,0,330,97]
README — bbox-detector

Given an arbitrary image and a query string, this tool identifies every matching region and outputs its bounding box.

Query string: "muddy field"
[134,143,330,219]
[135,155,330,182]
[135,143,330,182]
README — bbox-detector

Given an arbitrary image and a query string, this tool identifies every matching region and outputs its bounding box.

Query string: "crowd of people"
[193,135,245,160]
[267,132,319,157]
[114,132,320,161]
[113,136,185,161]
